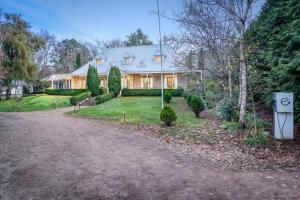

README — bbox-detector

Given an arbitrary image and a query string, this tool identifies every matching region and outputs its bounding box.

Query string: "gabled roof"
[71,44,187,76]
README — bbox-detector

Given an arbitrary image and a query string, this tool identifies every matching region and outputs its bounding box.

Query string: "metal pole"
[156,0,164,109]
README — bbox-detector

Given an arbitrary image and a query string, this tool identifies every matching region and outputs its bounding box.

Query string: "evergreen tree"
[246,0,300,122]
[126,28,153,46]
[2,13,44,99]
[75,53,81,69]
[108,66,121,97]
[86,65,100,97]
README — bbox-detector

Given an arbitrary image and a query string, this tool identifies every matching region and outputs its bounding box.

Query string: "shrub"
[87,65,100,97]
[187,95,193,107]
[121,88,184,97]
[160,106,177,126]
[218,97,238,122]
[190,96,204,117]
[163,90,172,103]
[108,66,121,97]
[99,87,107,95]
[45,89,87,96]
[69,92,91,106]
[244,131,269,147]
[95,93,114,104]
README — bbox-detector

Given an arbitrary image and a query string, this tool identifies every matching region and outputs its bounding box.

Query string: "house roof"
[72,44,188,76]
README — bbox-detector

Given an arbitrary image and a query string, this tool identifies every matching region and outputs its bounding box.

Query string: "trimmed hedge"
[45,89,87,96]
[70,92,91,105]
[95,93,114,105]
[160,106,177,126]
[121,88,184,97]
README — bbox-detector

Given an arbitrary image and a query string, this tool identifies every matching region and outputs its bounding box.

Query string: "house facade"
[50,45,189,90]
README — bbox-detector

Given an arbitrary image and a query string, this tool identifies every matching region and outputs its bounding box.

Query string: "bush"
[99,87,107,95]
[244,132,269,147]
[69,92,91,106]
[190,96,204,117]
[87,65,100,97]
[95,93,114,104]
[45,89,87,96]
[160,106,177,126]
[187,95,193,107]
[163,90,172,103]
[121,88,184,97]
[108,66,121,97]
[218,97,238,122]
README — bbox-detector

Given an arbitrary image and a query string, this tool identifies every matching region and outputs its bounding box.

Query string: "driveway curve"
[0,108,299,200]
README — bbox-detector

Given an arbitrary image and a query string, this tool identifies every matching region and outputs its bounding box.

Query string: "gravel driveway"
[0,108,299,200]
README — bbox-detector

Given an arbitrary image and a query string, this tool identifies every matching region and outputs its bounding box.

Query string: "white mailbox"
[273,92,294,139]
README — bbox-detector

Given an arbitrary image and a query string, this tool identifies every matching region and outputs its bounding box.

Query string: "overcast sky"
[1,0,265,44]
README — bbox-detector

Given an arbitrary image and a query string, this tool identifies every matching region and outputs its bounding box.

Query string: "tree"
[126,28,153,46]
[86,65,99,97]
[190,95,205,117]
[177,0,256,127]
[52,39,91,73]
[75,53,81,69]
[35,30,56,79]
[108,66,121,97]
[160,106,177,126]
[1,13,43,99]
[246,0,300,122]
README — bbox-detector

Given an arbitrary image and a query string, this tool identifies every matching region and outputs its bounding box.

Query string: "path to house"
[0,108,299,200]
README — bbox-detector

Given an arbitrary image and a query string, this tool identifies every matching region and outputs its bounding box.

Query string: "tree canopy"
[126,28,153,46]
[246,0,300,122]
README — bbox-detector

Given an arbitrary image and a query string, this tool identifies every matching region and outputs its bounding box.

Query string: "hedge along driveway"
[70,97,203,127]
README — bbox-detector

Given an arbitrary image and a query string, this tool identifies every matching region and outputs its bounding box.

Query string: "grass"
[70,97,204,128]
[0,95,71,112]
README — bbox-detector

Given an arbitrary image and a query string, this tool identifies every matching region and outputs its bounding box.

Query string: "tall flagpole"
[156,0,164,109]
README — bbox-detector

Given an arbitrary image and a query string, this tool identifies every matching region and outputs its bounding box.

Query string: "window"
[96,58,105,65]
[166,77,174,88]
[154,55,165,63]
[164,75,177,89]
[141,76,153,89]
[100,79,106,87]
[123,56,134,65]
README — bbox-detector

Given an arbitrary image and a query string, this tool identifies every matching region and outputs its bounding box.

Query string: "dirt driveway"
[0,108,299,200]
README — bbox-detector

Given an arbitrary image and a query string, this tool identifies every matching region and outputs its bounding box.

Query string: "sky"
[1,0,183,44]
[1,0,265,44]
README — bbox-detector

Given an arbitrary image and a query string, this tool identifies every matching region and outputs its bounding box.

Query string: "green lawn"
[0,95,71,112]
[71,97,203,128]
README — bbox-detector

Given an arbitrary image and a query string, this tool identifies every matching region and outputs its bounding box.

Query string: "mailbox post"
[273,92,294,139]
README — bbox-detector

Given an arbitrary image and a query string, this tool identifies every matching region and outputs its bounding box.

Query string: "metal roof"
[71,44,187,76]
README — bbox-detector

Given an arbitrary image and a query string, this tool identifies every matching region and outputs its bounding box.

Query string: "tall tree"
[246,0,300,122]
[1,13,43,99]
[75,53,81,69]
[126,28,153,46]
[52,39,91,73]
[86,65,99,97]
[108,66,121,97]
[35,30,56,79]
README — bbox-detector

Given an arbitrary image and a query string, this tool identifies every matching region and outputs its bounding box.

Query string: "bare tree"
[176,0,256,127]
[35,30,56,79]
[176,0,237,97]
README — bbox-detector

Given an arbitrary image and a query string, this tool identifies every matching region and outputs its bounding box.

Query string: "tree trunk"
[228,69,232,98]
[239,40,247,128]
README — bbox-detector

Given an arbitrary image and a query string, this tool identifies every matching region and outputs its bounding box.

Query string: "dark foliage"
[87,65,100,97]
[121,88,184,97]
[45,89,87,96]
[160,106,177,126]
[163,90,172,103]
[95,93,114,105]
[190,96,204,117]
[108,66,121,97]
[246,0,300,122]
[69,92,91,106]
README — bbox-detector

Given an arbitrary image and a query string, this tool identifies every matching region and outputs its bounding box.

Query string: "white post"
[51,75,54,89]
[157,0,164,109]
